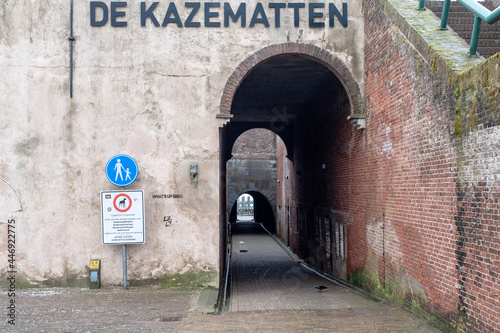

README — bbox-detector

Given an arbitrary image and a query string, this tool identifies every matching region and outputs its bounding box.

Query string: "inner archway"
[227,128,280,234]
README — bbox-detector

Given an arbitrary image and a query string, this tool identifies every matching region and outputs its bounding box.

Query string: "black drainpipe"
[68,0,75,98]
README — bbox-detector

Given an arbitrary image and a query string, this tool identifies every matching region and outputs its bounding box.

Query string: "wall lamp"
[190,164,198,180]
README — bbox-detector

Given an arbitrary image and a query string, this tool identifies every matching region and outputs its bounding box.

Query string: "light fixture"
[190,164,198,180]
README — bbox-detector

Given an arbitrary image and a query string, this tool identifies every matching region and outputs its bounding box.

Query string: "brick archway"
[219,42,364,117]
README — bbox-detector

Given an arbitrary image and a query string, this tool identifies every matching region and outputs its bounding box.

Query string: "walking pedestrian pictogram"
[114,159,124,181]
[105,154,138,187]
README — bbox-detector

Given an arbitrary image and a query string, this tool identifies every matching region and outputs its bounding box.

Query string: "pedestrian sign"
[105,154,138,187]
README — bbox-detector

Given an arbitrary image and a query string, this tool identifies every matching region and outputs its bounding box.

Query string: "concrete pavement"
[2,222,442,332]
[4,287,197,332]
[176,222,441,332]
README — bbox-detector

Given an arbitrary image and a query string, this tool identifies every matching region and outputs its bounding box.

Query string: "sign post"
[103,154,143,290]
[122,244,127,290]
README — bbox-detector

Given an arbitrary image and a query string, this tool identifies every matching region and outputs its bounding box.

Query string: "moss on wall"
[0,272,89,289]
[128,268,218,290]
[365,2,499,331]
[348,267,384,298]
[349,267,456,331]
[0,267,217,290]
[454,54,500,132]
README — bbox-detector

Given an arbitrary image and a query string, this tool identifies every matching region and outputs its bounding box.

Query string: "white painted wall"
[0,0,364,285]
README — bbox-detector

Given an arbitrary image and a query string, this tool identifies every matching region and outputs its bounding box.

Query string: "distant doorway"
[236,194,254,222]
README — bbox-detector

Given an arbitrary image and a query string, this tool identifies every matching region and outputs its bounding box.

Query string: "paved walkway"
[3,222,442,332]
[5,287,197,332]
[230,222,375,312]
[177,222,441,332]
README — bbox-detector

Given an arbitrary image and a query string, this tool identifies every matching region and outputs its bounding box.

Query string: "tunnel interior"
[229,191,276,234]
[221,53,355,282]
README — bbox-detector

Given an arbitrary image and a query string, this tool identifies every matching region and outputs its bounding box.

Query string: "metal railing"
[418,0,500,56]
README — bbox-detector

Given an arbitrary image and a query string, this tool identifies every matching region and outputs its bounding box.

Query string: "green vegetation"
[348,267,457,332]
[128,268,217,289]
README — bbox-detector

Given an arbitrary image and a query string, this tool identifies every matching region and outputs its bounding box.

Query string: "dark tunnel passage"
[218,50,358,306]
[229,191,276,234]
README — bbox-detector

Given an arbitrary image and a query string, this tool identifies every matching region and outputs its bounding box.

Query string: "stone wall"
[0,1,364,286]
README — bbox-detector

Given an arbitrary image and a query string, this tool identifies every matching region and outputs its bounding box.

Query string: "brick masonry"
[221,1,498,331]
[227,129,278,232]
[219,43,365,117]
[276,1,499,332]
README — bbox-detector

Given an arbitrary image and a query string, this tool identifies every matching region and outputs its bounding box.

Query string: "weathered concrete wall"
[0,1,364,286]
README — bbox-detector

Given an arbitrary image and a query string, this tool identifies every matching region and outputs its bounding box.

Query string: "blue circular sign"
[105,154,138,187]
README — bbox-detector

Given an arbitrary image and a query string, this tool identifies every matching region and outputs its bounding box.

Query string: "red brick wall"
[232,129,277,160]
[226,18,498,330]
[351,0,498,331]
[364,1,499,331]
[363,0,459,326]
[272,2,499,332]
[276,136,290,245]
[451,54,500,332]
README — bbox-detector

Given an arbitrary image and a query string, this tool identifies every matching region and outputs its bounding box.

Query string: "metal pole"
[68,0,75,98]
[120,186,128,290]
[122,244,127,290]
[418,0,426,11]
[469,16,482,57]
[440,0,451,30]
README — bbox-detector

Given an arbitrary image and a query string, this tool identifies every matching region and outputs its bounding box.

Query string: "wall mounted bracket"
[347,114,366,130]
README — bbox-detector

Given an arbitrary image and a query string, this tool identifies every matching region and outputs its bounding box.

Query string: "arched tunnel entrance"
[218,44,364,307]
[229,191,276,234]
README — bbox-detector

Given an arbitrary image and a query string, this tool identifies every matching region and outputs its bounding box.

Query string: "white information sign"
[100,190,145,244]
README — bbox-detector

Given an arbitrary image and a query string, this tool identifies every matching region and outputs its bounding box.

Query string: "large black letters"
[269,3,285,27]
[249,3,269,27]
[185,2,201,27]
[162,2,183,27]
[205,2,221,27]
[141,2,160,26]
[111,2,127,27]
[224,3,246,27]
[90,2,127,26]
[329,3,348,27]
[90,2,109,26]
[92,1,350,29]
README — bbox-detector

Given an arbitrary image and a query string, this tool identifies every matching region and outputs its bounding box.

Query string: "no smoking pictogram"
[113,193,132,212]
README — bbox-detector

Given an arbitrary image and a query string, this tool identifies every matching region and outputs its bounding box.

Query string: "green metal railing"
[418,0,500,56]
